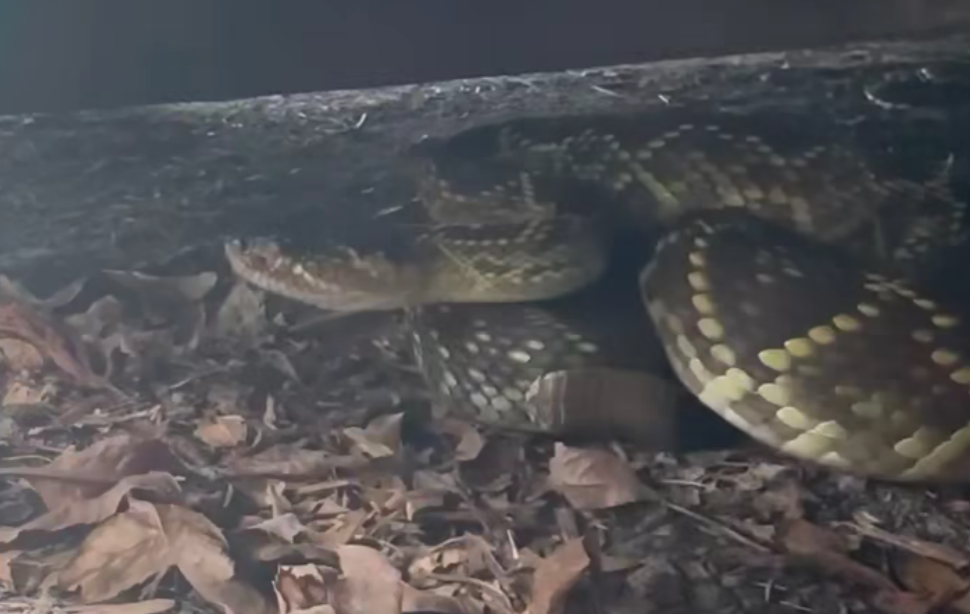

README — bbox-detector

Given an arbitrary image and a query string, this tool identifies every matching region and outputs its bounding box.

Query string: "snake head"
[224,237,426,313]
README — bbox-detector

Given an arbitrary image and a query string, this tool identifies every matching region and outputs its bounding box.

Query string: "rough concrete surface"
[0,32,967,292]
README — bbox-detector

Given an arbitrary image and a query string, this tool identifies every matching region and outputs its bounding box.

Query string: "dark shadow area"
[1,0,969,114]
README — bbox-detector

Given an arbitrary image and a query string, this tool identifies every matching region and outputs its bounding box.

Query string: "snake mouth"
[223,237,423,312]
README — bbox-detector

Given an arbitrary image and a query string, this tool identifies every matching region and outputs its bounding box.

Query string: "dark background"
[1,0,969,115]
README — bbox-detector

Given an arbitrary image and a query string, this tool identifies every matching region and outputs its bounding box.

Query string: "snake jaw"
[224,238,425,312]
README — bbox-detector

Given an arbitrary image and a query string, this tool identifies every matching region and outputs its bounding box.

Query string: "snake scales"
[225,109,970,482]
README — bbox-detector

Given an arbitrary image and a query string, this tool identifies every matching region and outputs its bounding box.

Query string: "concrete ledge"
[0,32,967,291]
[1,0,970,114]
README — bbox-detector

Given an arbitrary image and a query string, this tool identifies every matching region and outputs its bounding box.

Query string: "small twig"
[838,519,970,570]
[221,455,406,482]
[0,466,131,486]
[663,501,773,554]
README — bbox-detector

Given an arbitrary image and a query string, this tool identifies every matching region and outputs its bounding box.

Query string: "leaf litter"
[3,250,970,614]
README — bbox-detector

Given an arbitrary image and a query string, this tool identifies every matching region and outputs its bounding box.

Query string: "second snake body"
[226,109,970,482]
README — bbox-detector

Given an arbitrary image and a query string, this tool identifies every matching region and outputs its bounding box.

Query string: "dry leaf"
[0,472,181,544]
[57,498,170,602]
[458,435,523,491]
[59,501,273,614]
[62,296,131,380]
[213,281,268,341]
[195,415,248,448]
[245,513,308,544]
[165,505,275,614]
[752,480,804,520]
[100,269,217,349]
[0,337,45,371]
[318,510,368,549]
[2,380,53,406]
[334,544,403,614]
[895,553,970,612]
[65,296,126,343]
[0,300,107,389]
[401,583,469,614]
[100,270,217,303]
[847,517,970,569]
[433,418,485,462]
[409,543,472,582]
[275,564,336,614]
[344,413,403,458]
[781,518,852,555]
[63,600,178,614]
[871,589,936,614]
[24,434,184,508]
[408,536,496,587]
[779,519,896,592]
[548,443,652,510]
[0,549,18,586]
[0,274,87,310]
[528,538,590,614]
[227,445,374,479]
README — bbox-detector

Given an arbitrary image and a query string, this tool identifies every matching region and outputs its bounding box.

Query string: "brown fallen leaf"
[344,413,404,459]
[243,513,308,544]
[0,549,18,586]
[59,501,274,614]
[64,296,126,344]
[317,510,368,549]
[195,415,249,448]
[779,519,897,592]
[44,599,178,614]
[409,542,472,584]
[333,544,404,614]
[846,516,970,569]
[548,443,654,510]
[287,606,337,614]
[56,497,170,602]
[0,472,181,544]
[458,435,523,492]
[226,444,390,480]
[751,480,805,520]
[213,280,268,341]
[0,337,45,371]
[275,564,337,614]
[15,433,185,507]
[0,299,109,389]
[165,505,275,614]
[527,538,590,614]
[100,269,217,304]
[2,379,54,406]
[401,583,470,614]
[63,296,137,381]
[894,553,970,613]
[432,418,486,462]
[100,269,217,349]
[871,589,936,614]
[0,274,87,311]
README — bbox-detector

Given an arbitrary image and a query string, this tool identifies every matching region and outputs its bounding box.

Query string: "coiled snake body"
[226,110,970,482]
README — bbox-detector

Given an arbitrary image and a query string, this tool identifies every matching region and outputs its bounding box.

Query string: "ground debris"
[2,251,970,614]
[527,538,590,614]
[549,443,657,510]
